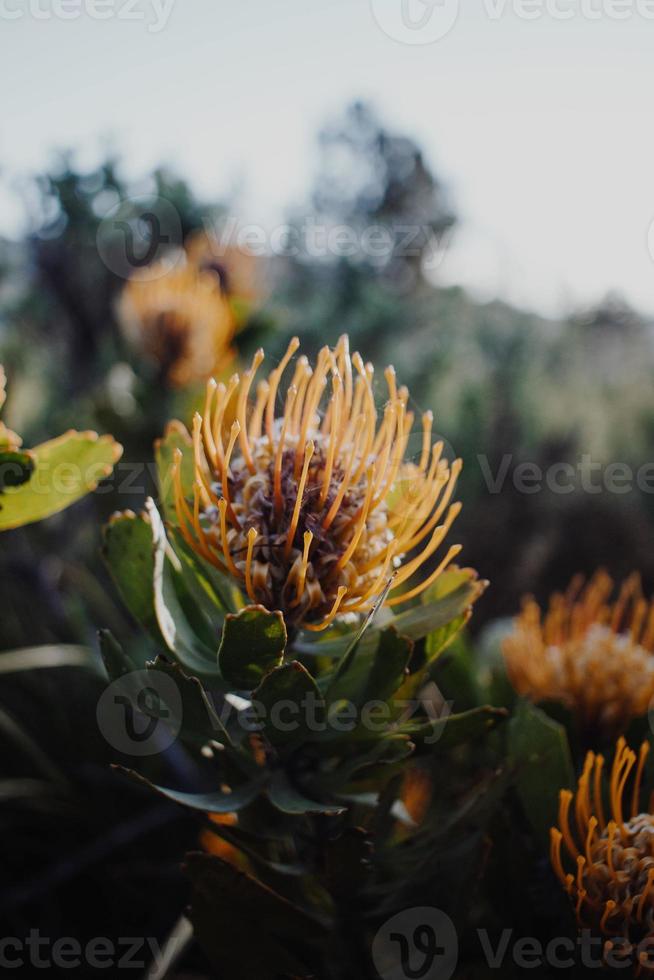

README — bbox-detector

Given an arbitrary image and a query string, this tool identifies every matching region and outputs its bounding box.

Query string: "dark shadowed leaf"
[115,764,265,814]
[185,853,327,979]
[218,605,287,690]
[146,658,231,746]
[98,629,135,681]
[508,699,574,846]
[399,705,508,750]
[268,772,345,815]
[253,661,320,748]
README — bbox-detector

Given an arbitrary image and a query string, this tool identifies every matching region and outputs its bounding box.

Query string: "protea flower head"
[172,335,463,630]
[551,738,654,966]
[119,259,235,387]
[503,572,654,738]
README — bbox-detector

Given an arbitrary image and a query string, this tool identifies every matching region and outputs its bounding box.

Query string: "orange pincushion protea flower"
[172,336,463,630]
[503,572,654,737]
[118,260,235,387]
[551,739,654,966]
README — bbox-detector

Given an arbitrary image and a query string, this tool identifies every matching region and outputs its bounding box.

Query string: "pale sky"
[1,0,653,317]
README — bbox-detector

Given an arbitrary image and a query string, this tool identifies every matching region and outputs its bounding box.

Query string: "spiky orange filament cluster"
[119,260,235,387]
[503,572,654,737]
[551,739,654,966]
[172,336,463,630]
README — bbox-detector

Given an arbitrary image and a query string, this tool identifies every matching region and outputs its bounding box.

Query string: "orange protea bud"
[118,259,236,388]
[185,230,269,307]
[551,739,654,967]
[503,572,654,738]
[172,336,463,630]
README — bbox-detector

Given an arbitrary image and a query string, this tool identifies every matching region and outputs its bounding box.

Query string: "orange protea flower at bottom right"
[503,571,654,739]
[551,739,654,969]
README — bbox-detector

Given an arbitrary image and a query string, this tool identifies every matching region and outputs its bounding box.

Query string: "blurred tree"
[312,101,455,284]
[278,101,456,363]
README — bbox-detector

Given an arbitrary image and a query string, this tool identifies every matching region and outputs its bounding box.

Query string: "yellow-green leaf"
[0,430,122,531]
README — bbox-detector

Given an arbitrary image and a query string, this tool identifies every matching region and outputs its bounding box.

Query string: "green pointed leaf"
[432,636,483,712]
[146,498,220,677]
[115,764,265,814]
[326,625,413,712]
[268,772,345,815]
[185,854,327,979]
[325,580,395,685]
[218,605,287,690]
[355,626,413,705]
[0,430,122,531]
[98,629,135,681]
[398,704,508,750]
[146,658,231,746]
[391,570,486,642]
[102,511,165,644]
[253,661,320,747]
[425,612,470,665]
[324,734,414,792]
[508,699,574,846]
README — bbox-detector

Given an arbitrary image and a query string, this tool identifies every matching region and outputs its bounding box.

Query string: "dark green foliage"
[219,606,287,690]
